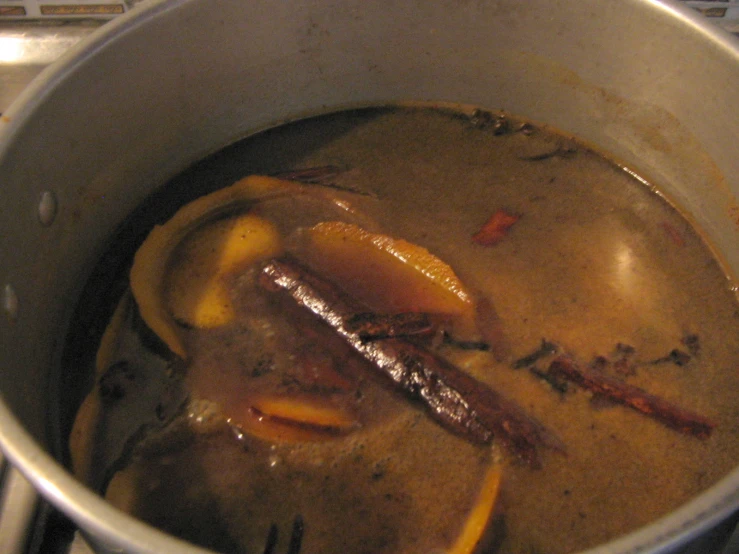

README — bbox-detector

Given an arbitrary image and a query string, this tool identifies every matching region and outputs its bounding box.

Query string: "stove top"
[0,3,738,554]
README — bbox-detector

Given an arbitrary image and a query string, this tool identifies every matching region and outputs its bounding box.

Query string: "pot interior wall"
[0,0,737,552]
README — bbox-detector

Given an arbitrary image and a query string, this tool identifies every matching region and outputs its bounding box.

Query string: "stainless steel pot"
[0,1,737,553]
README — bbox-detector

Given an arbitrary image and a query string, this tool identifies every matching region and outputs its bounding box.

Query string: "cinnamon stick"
[260,257,563,467]
[344,312,434,340]
[547,355,716,439]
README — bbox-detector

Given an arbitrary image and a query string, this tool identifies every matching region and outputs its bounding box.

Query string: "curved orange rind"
[299,221,474,316]
[229,394,359,444]
[449,462,503,554]
[130,175,296,358]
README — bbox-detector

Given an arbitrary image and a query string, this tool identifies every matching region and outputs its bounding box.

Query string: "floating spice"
[442,332,490,352]
[345,312,434,340]
[681,334,701,356]
[547,356,716,439]
[612,357,637,377]
[98,360,135,402]
[472,210,521,246]
[512,339,559,369]
[649,349,692,367]
[261,257,563,467]
[529,366,569,394]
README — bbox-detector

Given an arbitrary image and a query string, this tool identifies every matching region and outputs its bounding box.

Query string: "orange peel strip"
[231,394,359,444]
[300,221,474,316]
[165,214,282,329]
[130,175,299,358]
[449,462,503,554]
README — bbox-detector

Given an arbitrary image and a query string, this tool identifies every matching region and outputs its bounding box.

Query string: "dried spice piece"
[588,356,636,377]
[99,360,135,402]
[681,334,701,356]
[442,332,490,352]
[261,257,562,467]
[590,344,638,377]
[612,343,638,375]
[612,357,637,377]
[615,342,636,355]
[547,356,716,439]
[513,339,559,369]
[589,355,609,372]
[472,210,521,246]
[668,349,692,366]
[650,349,692,367]
[345,312,434,340]
[529,366,569,394]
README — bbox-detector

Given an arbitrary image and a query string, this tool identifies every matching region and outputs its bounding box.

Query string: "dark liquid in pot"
[67,107,739,554]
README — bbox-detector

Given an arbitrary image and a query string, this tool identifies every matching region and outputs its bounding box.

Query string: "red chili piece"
[472,210,521,246]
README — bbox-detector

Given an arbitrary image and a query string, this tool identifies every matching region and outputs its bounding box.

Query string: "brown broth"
[71,107,739,554]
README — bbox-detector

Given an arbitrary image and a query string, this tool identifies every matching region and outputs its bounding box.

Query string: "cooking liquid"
[69,107,739,554]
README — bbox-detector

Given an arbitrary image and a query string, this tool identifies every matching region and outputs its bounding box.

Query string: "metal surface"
[2,283,19,322]
[37,190,58,227]
[0,451,38,554]
[0,21,103,113]
[684,1,739,33]
[0,0,148,19]
[0,1,737,553]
